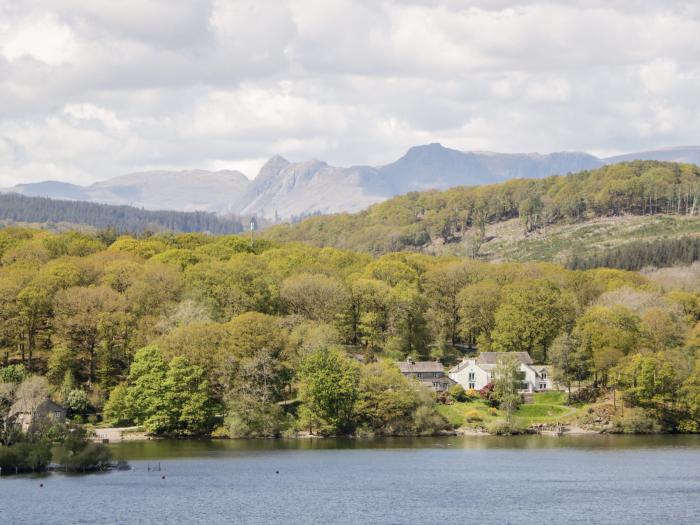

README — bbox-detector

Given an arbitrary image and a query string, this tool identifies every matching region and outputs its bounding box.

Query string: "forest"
[265,161,700,256]
[568,236,700,271]
[1,225,700,445]
[0,193,247,235]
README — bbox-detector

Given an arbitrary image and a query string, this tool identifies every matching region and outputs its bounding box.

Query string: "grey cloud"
[0,0,699,186]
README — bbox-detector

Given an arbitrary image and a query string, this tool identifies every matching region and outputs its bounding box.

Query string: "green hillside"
[266,161,700,268]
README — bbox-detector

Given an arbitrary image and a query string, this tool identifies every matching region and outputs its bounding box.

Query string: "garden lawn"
[515,403,571,422]
[533,391,567,404]
[439,391,580,429]
[437,400,500,427]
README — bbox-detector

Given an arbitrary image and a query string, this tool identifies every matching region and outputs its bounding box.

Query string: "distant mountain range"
[4,144,700,219]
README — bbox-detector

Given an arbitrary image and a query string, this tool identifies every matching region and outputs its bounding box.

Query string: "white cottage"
[448,352,552,393]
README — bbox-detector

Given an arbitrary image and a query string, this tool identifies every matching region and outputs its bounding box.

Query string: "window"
[54,411,62,418]
[468,372,475,381]
[468,382,476,389]
[434,372,440,378]
[541,372,547,379]
[539,383,547,390]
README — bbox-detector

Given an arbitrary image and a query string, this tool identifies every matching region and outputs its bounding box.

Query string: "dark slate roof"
[396,360,445,373]
[9,398,65,418]
[476,352,533,365]
[419,377,455,386]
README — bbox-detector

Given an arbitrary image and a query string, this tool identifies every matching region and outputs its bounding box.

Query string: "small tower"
[250,216,257,248]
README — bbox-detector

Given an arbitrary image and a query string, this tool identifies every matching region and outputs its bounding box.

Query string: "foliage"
[103,346,215,436]
[297,347,360,435]
[52,425,113,471]
[266,161,700,256]
[486,419,528,436]
[492,355,524,420]
[0,364,26,384]
[354,361,445,435]
[610,408,660,434]
[0,441,52,473]
[0,193,246,234]
[65,389,90,416]
[449,384,467,402]
[569,236,700,271]
[491,279,574,362]
[2,222,700,436]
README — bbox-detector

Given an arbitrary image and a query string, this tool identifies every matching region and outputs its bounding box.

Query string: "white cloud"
[0,11,77,65]
[1,0,700,186]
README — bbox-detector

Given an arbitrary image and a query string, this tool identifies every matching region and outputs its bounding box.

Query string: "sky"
[0,0,699,186]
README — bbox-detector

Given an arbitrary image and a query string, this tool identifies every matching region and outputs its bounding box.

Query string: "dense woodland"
[1,226,700,442]
[568,236,700,271]
[266,161,700,255]
[0,193,246,234]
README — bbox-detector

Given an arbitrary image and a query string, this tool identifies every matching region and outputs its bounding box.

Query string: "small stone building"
[7,398,67,433]
[395,358,455,392]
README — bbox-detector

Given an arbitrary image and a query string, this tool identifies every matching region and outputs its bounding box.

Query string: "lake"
[2,435,700,524]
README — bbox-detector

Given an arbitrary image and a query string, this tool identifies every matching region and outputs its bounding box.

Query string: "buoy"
[275,471,279,474]
[39,483,43,487]
[161,476,166,480]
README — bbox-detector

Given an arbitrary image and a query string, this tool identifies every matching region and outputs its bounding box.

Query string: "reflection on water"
[3,435,700,525]
[109,433,700,460]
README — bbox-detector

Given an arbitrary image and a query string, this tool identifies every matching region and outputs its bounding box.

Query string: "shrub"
[465,410,482,423]
[413,405,449,435]
[53,426,113,472]
[486,419,528,436]
[210,425,230,439]
[488,407,499,416]
[66,389,90,416]
[0,441,52,473]
[449,384,466,402]
[0,364,27,384]
[678,419,699,433]
[465,388,480,401]
[611,408,660,434]
[480,383,498,407]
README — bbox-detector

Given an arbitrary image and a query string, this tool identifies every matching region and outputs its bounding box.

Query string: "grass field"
[438,390,579,430]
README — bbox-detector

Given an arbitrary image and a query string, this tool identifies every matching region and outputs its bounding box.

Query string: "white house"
[448,352,553,393]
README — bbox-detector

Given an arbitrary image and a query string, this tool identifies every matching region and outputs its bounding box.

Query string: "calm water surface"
[2,435,700,524]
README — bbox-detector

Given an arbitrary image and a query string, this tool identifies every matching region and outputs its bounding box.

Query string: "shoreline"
[94,425,603,443]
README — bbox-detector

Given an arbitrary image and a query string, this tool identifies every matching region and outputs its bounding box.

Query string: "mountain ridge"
[4,144,700,219]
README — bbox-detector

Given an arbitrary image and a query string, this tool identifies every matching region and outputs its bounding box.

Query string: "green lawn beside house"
[438,391,579,431]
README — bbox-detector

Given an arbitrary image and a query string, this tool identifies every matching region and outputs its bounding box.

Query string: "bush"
[0,364,26,384]
[488,407,499,416]
[678,419,699,433]
[66,389,90,416]
[464,388,480,401]
[486,419,528,436]
[53,426,113,471]
[449,384,466,402]
[480,383,498,407]
[0,441,52,473]
[611,408,660,434]
[413,405,449,435]
[465,410,482,423]
[225,403,291,438]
